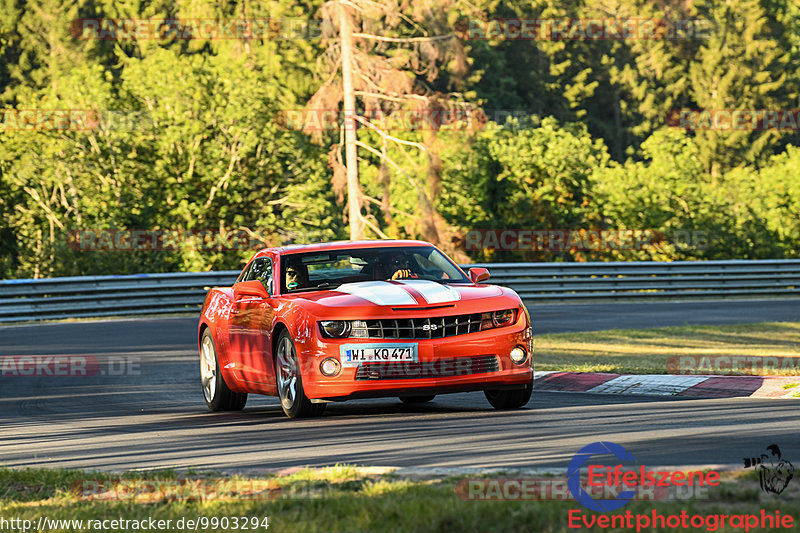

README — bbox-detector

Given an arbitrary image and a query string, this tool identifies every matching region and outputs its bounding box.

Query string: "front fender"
[198,287,238,387]
[272,300,320,380]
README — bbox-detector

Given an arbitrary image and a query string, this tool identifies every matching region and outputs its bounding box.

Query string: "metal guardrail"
[1,260,799,322]
[0,271,240,323]
[468,259,800,301]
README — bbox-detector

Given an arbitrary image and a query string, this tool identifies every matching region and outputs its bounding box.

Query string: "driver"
[385,251,417,280]
[284,261,309,290]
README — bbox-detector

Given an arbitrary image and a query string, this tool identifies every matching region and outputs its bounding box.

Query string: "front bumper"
[299,316,533,400]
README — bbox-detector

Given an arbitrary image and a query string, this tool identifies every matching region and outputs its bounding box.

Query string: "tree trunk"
[339,2,365,240]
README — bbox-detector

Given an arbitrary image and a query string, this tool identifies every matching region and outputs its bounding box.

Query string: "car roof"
[253,239,434,259]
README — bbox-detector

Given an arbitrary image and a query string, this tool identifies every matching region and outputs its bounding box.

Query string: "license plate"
[339,343,418,367]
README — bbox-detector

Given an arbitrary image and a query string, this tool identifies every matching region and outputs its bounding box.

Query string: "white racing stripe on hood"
[395,279,461,304]
[335,280,461,306]
[336,281,417,306]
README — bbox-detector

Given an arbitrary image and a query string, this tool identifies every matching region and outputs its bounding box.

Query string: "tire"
[484,379,533,410]
[399,395,436,404]
[274,330,326,418]
[200,329,247,411]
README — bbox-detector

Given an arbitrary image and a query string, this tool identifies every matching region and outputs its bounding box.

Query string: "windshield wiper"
[288,281,337,293]
[409,277,469,285]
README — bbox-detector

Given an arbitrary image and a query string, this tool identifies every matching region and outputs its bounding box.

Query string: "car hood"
[286,280,506,309]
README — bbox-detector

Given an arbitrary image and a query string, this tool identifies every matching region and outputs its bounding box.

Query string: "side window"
[236,262,252,284]
[243,258,273,294]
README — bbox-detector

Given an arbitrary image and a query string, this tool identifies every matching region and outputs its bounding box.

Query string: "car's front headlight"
[319,320,351,338]
[492,309,516,327]
[480,309,517,330]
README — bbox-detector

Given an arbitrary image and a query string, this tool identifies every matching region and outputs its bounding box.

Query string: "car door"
[229,257,277,388]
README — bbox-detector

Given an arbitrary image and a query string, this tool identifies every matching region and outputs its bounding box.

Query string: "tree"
[689,0,800,177]
[306,0,473,247]
[0,0,340,278]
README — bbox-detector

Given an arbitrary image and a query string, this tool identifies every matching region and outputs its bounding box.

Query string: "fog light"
[320,357,341,377]
[510,346,527,364]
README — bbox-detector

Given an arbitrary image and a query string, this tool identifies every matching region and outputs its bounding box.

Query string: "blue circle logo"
[567,441,637,512]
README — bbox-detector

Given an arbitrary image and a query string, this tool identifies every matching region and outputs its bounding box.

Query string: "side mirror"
[234,280,270,300]
[468,267,490,284]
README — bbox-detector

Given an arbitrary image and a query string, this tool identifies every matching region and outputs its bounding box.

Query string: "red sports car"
[198,240,533,418]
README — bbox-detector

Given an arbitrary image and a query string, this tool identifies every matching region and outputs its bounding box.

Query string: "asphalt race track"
[1,298,799,473]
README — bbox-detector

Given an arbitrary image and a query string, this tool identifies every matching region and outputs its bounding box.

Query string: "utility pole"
[339,1,364,240]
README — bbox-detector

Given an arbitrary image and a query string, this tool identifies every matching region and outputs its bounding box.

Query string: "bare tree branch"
[362,194,418,218]
[352,33,456,43]
[354,90,429,102]
[355,140,424,196]
[354,115,429,152]
[22,186,65,230]
[361,213,390,238]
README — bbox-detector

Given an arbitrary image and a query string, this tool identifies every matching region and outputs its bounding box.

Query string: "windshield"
[280,246,469,293]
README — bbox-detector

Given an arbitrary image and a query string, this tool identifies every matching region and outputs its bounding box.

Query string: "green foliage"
[591,128,711,260]
[0,465,794,533]
[0,1,342,278]
[689,0,800,175]
[592,128,800,260]
[1,0,800,279]
[440,116,609,262]
[727,146,800,257]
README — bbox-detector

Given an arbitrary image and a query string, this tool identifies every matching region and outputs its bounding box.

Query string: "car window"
[281,246,469,292]
[242,258,273,294]
[236,261,252,284]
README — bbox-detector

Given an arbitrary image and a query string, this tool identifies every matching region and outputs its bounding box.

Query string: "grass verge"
[1,466,799,532]
[534,322,800,375]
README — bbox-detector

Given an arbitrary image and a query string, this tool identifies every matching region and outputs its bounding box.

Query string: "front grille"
[355,355,499,380]
[363,313,483,339]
